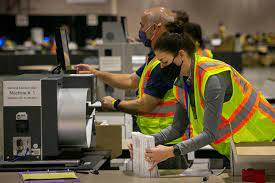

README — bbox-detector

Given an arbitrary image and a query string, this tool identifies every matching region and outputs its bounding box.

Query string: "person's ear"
[178,49,188,59]
[195,41,200,49]
[178,49,190,65]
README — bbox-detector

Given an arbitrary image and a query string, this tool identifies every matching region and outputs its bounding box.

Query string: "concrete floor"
[242,67,275,91]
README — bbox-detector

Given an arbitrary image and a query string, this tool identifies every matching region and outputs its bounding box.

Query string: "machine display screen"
[55,27,71,71]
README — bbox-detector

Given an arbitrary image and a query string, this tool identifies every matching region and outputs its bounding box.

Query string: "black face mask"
[161,57,182,84]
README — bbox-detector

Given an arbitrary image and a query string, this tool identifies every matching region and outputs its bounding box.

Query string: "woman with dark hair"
[144,32,275,170]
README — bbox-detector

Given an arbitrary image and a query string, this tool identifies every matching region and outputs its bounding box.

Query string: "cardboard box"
[95,124,122,159]
[230,141,275,176]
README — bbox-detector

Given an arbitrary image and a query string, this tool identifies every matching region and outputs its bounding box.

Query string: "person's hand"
[75,64,98,74]
[145,145,174,171]
[128,143,133,160]
[127,37,136,43]
[101,96,116,110]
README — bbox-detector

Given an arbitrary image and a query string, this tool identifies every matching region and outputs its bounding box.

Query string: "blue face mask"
[139,31,151,48]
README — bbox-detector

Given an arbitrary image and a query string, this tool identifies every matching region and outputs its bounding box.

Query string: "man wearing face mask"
[76,7,189,169]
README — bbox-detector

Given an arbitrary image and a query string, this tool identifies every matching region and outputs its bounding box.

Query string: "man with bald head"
[138,6,174,48]
[76,7,188,168]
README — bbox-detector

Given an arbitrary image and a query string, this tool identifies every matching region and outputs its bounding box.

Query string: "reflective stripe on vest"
[195,61,275,144]
[139,60,177,117]
[215,89,260,144]
[232,70,248,93]
[258,99,275,123]
[197,48,213,58]
[175,86,187,108]
[174,85,194,138]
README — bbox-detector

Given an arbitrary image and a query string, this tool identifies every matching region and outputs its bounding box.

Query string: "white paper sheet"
[58,88,92,148]
[132,132,159,178]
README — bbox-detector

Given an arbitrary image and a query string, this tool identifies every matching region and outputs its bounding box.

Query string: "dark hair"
[154,32,196,57]
[165,20,186,34]
[183,23,204,49]
[235,32,241,38]
[172,10,189,23]
[165,21,205,49]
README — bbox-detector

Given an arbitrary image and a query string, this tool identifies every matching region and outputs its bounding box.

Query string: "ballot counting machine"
[0,73,111,171]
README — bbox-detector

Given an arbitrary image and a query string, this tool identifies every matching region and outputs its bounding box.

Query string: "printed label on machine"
[13,137,31,156]
[3,81,41,106]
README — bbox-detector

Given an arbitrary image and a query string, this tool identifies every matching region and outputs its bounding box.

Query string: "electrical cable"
[10,147,29,162]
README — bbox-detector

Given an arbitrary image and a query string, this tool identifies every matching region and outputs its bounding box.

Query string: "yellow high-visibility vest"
[136,58,182,144]
[197,48,213,58]
[174,55,275,157]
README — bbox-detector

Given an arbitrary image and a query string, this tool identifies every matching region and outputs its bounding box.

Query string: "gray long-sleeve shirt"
[152,70,232,155]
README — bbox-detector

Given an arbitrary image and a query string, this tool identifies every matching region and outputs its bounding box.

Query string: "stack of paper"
[19,171,80,183]
[132,132,159,178]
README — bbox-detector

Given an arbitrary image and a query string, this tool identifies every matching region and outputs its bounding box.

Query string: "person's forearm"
[175,130,215,155]
[117,99,153,115]
[152,125,183,145]
[152,103,188,145]
[96,71,137,89]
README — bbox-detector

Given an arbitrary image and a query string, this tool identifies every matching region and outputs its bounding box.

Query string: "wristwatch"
[173,145,181,156]
[113,99,121,110]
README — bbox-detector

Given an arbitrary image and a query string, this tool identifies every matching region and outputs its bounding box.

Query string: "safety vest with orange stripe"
[196,48,213,58]
[174,55,275,158]
[173,85,195,140]
[136,58,182,144]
